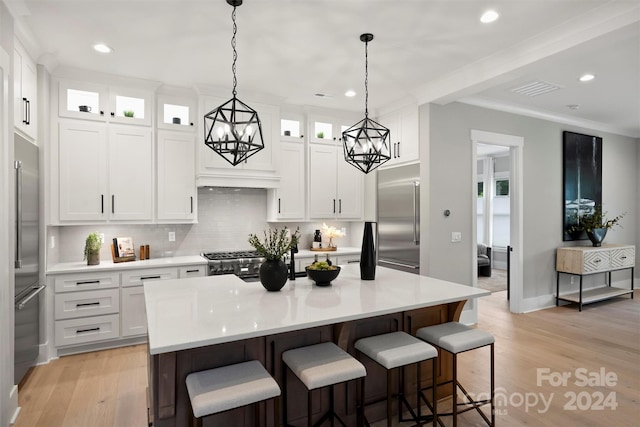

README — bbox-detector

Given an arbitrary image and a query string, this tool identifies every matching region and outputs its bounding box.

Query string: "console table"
[556,244,635,311]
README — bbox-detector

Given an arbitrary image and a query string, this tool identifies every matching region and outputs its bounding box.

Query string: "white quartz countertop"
[144,264,489,355]
[294,247,361,258]
[47,255,207,275]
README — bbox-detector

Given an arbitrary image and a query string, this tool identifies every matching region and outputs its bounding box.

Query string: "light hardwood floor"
[14,291,639,426]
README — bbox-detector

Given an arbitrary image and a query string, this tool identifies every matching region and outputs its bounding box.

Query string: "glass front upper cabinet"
[157,94,196,131]
[280,112,305,141]
[59,80,152,126]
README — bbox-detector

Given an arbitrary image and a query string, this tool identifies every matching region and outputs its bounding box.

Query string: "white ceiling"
[10,0,640,138]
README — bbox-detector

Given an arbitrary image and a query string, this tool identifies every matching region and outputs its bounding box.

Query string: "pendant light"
[204,0,263,166]
[342,33,391,174]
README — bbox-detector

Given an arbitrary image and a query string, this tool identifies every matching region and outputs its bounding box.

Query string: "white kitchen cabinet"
[55,314,120,348]
[378,105,419,168]
[280,111,306,142]
[58,121,153,222]
[121,286,147,337]
[14,38,38,140]
[267,141,305,220]
[157,93,197,131]
[199,96,280,188]
[109,126,153,220]
[157,131,196,221]
[308,114,354,145]
[178,265,206,278]
[58,79,153,126]
[55,288,120,320]
[59,121,109,221]
[308,143,363,220]
[121,267,178,287]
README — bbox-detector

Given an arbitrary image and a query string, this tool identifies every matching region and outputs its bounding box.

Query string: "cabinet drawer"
[55,314,120,347]
[54,272,120,293]
[583,251,610,273]
[337,255,360,265]
[610,247,635,269]
[55,288,120,320]
[178,265,206,278]
[121,267,177,287]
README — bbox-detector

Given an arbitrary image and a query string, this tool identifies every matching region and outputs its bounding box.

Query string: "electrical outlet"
[49,235,55,249]
[99,233,105,244]
[451,232,462,243]
[341,227,346,235]
[570,276,575,285]
[168,231,176,242]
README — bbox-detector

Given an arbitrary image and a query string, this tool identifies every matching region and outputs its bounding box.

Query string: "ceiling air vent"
[510,80,561,97]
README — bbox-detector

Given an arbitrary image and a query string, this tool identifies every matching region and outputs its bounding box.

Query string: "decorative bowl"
[305,266,341,286]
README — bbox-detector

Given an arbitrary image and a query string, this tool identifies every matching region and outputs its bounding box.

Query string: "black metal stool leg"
[452,352,457,427]
[387,369,393,427]
[308,388,313,427]
[491,343,495,426]
[432,358,438,427]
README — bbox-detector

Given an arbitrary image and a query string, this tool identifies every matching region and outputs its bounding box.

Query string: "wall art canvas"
[563,131,602,241]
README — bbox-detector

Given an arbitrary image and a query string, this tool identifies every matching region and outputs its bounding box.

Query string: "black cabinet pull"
[76,327,100,334]
[397,141,401,157]
[76,280,100,285]
[186,269,199,274]
[76,302,100,307]
[101,194,104,213]
[112,195,115,214]
[26,99,31,125]
[333,199,336,213]
[110,112,115,117]
[100,111,104,116]
[278,198,281,213]
[190,196,193,214]
[22,98,28,124]
[141,275,161,280]
[339,199,342,214]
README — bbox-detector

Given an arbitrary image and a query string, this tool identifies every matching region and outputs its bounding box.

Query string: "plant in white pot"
[248,227,300,291]
[84,232,102,265]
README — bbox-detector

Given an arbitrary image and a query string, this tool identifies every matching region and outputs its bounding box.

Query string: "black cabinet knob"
[110,112,115,117]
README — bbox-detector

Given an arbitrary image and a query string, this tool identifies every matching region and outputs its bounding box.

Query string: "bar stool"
[416,322,495,427]
[185,360,281,427]
[355,331,439,427]
[282,342,366,427]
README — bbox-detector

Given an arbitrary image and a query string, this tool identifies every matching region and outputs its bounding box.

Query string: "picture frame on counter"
[112,237,136,263]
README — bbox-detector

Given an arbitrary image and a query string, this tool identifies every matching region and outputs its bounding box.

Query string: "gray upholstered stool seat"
[282,342,366,427]
[185,360,280,426]
[355,331,439,426]
[416,322,495,427]
[416,322,494,353]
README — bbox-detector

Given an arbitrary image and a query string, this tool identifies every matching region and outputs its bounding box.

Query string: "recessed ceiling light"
[579,74,595,82]
[345,90,356,97]
[480,10,500,23]
[93,43,113,54]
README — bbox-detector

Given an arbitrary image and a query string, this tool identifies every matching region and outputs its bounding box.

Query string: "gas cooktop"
[201,250,265,277]
[201,250,263,260]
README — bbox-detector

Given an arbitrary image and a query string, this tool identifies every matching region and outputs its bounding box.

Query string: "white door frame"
[471,130,524,313]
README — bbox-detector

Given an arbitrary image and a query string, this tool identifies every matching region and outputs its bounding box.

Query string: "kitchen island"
[144,264,489,426]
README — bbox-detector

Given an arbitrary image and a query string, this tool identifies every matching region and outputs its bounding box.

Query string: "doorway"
[471,130,524,314]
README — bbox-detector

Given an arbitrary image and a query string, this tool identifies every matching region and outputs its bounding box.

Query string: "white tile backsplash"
[49,187,365,265]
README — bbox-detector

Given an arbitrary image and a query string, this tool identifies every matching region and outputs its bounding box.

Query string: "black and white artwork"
[563,131,602,241]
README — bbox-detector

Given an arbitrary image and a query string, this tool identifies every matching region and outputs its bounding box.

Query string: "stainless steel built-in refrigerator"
[14,134,44,384]
[377,164,420,274]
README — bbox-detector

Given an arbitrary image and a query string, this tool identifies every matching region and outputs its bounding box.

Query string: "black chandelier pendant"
[342,33,391,174]
[204,0,263,166]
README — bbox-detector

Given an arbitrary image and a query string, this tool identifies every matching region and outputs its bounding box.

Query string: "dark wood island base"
[148,300,466,427]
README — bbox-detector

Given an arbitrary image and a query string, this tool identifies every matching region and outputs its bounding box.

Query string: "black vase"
[360,221,376,280]
[259,260,288,291]
[586,228,607,247]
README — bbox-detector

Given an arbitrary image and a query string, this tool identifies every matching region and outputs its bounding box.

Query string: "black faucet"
[289,243,299,280]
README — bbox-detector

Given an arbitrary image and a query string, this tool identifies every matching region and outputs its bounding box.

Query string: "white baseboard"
[521,294,557,313]
[9,385,20,425]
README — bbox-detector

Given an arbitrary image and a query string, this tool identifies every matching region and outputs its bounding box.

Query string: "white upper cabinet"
[267,141,305,221]
[157,131,196,221]
[59,80,153,126]
[280,112,306,142]
[14,38,38,140]
[308,143,363,220]
[378,105,419,168]
[58,121,152,222]
[157,94,196,131]
[308,114,353,145]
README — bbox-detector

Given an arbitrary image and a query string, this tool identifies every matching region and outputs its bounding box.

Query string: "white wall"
[421,101,638,304]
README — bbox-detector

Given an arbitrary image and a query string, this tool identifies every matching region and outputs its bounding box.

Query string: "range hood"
[197,171,280,189]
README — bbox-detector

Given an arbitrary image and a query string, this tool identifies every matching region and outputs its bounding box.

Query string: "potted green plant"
[574,205,625,247]
[317,131,324,139]
[123,110,134,118]
[248,227,300,291]
[84,232,102,265]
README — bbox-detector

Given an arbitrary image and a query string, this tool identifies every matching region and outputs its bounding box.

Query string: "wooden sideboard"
[556,244,635,311]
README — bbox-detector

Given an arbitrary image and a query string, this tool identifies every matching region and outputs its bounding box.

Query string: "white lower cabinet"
[55,314,120,347]
[121,287,148,337]
[50,262,205,352]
